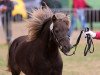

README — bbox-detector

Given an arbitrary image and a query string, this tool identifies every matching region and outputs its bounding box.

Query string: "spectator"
[68,0,88,36]
[0,0,14,44]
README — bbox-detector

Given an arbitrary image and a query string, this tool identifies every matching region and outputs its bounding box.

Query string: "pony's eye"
[54,28,59,33]
[54,27,59,32]
[55,30,59,33]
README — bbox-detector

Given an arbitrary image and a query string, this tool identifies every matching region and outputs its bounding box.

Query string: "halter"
[50,23,75,56]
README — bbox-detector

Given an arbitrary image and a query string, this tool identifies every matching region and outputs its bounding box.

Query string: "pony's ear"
[52,15,57,22]
[41,1,47,9]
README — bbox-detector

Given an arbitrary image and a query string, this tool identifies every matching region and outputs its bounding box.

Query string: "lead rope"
[84,28,94,56]
[71,27,94,56]
[71,30,83,51]
[67,30,84,56]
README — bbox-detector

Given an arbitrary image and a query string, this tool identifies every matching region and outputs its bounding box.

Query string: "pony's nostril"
[61,46,69,53]
[64,46,70,51]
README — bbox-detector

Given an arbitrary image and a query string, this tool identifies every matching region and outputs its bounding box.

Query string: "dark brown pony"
[8,5,71,75]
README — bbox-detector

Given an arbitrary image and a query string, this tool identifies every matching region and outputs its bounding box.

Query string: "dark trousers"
[2,12,12,43]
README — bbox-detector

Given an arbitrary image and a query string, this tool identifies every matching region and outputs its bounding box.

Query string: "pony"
[8,4,71,75]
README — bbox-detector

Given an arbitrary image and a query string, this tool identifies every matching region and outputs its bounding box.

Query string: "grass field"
[0,22,100,75]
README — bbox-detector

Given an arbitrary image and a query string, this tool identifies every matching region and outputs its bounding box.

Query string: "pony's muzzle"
[61,45,71,54]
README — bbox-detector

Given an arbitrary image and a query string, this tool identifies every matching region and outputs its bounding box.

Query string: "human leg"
[77,9,87,29]
[68,14,77,36]
[2,13,12,44]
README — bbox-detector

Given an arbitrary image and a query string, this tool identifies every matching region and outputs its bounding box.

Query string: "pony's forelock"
[55,13,71,28]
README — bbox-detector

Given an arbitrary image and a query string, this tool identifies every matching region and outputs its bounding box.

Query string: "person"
[68,0,88,36]
[84,31,100,40]
[0,0,14,44]
[0,5,5,26]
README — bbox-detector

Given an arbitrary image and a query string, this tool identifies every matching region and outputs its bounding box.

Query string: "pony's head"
[27,3,71,55]
[50,13,71,54]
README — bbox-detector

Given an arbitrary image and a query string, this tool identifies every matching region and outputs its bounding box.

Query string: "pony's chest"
[33,56,63,74]
[33,53,63,70]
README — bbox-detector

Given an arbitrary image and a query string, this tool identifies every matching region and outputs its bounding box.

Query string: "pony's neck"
[40,20,59,57]
[32,18,59,58]
[40,18,52,42]
[40,18,58,50]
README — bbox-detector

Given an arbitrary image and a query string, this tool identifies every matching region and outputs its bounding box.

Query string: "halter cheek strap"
[49,22,63,49]
[49,22,74,56]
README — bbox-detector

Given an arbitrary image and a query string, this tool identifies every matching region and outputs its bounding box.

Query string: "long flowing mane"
[27,6,70,41]
[27,6,53,41]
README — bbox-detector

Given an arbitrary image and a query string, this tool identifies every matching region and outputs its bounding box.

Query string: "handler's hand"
[84,31,96,38]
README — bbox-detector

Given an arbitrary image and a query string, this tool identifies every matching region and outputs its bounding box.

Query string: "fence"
[1,8,100,30]
[53,8,100,30]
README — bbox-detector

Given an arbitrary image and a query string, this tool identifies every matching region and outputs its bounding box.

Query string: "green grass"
[62,43,100,75]
[0,44,8,68]
[0,58,6,67]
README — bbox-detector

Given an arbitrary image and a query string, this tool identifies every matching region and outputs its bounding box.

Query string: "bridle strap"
[71,30,84,53]
[50,29,76,56]
[72,30,84,48]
